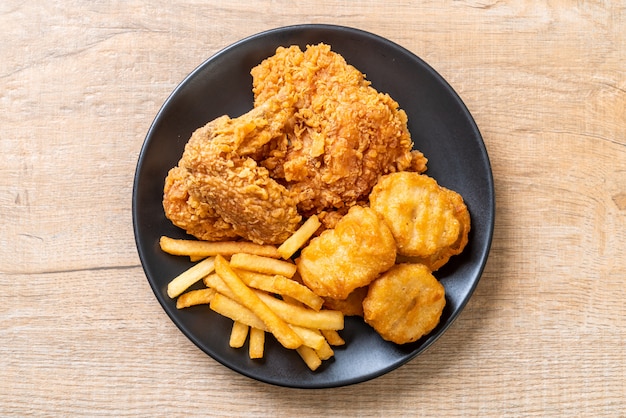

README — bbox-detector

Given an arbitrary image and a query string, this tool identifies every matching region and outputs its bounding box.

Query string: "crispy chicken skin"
[252,44,423,214]
[163,43,426,244]
[162,165,238,241]
[363,263,446,344]
[175,101,302,245]
[296,206,396,300]
[369,172,470,270]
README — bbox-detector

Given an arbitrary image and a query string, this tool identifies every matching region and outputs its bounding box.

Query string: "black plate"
[133,24,494,388]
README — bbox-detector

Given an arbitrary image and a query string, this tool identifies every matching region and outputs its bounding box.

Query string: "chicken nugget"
[322,286,368,317]
[297,206,396,300]
[363,263,445,344]
[369,172,470,270]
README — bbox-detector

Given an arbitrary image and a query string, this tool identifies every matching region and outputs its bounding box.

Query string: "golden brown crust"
[252,44,418,215]
[322,286,368,317]
[363,263,445,344]
[297,206,396,300]
[162,166,238,241]
[163,44,429,246]
[169,102,303,245]
[369,172,470,270]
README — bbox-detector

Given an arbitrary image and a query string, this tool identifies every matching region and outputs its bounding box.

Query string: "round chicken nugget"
[297,206,396,300]
[363,263,445,344]
[369,172,470,270]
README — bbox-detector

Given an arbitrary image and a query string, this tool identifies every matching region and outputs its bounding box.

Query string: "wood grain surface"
[1,1,624,416]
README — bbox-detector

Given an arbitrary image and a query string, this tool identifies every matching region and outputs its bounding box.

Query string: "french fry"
[289,325,326,351]
[214,255,303,350]
[176,288,216,309]
[249,327,265,359]
[235,269,324,311]
[229,253,297,278]
[210,293,266,330]
[211,292,324,351]
[160,236,280,259]
[255,292,344,330]
[315,338,334,361]
[203,273,236,299]
[229,321,249,348]
[277,215,321,259]
[167,257,215,298]
[321,329,345,346]
[164,238,341,369]
[281,295,305,307]
[296,346,322,371]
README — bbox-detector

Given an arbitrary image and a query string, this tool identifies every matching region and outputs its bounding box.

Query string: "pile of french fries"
[161,216,345,371]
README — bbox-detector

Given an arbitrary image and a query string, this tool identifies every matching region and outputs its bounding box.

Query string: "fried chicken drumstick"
[165,94,302,244]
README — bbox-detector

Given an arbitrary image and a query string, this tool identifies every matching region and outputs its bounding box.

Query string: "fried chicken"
[163,43,426,244]
[252,44,425,215]
[162,165,238,241]
[164,98,302,244]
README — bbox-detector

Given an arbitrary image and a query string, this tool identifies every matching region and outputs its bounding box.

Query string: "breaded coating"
[178,102,302,245]
[297,206,396,300]
[163,44,428,245]
[322,286,368,317]
[252,44,420,215]
[162,166,238,241]
[369,172,470,270]
[363,263,445,344]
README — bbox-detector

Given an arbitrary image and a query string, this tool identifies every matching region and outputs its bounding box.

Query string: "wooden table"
[2,1,624,416]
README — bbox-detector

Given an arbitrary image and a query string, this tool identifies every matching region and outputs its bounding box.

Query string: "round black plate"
[133,24,494,388]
